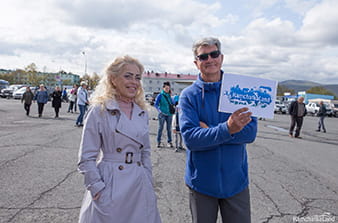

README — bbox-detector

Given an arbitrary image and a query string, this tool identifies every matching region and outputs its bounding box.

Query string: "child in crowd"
[172,95,185,152]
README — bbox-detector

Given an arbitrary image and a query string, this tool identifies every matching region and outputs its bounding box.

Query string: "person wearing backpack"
[154,81,175,148]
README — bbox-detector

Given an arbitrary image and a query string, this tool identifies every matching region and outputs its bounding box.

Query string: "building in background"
[142,71,197,96]
[297,91,334,104]
[0,68,80,87]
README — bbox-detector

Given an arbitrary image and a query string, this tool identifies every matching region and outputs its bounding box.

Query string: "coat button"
[137,161,141,166]
[116,148,122,153]
[118,165,124,170]
[139,145,143,149]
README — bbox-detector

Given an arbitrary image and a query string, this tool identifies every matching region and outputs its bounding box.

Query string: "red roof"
[142,72,197,80]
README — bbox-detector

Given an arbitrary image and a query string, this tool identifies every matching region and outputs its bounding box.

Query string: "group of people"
[18,36,329,223]
[21,83,89,126]
[77,37,257,223]
[21,84,49,117]
[288,96,328,138]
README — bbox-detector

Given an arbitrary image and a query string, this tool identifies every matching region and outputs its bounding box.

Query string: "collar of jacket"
[104,99,145,116]
[195,70,223,92]
[104,98,146,146]
[194,70,223,108]
[161,89,171,97]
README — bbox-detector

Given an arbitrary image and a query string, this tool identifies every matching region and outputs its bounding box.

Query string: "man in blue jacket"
[179,37,257,223]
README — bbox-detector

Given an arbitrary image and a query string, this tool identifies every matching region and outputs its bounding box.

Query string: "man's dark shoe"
[316,129,320,132]
[295,136,302,139]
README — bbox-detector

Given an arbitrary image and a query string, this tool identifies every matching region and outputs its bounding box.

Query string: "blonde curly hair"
[90,55,146,110]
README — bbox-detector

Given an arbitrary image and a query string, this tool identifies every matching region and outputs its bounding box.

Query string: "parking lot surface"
[0,99,337,222]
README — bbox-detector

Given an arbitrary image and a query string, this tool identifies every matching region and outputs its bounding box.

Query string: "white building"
[142,71,197,95]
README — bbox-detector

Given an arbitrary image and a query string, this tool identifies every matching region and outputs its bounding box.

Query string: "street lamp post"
[82,51,87,76]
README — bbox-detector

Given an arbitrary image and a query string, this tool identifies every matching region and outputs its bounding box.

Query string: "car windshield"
[16,88,27,93]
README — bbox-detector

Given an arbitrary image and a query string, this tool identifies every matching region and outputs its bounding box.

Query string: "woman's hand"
[93,192,101,200]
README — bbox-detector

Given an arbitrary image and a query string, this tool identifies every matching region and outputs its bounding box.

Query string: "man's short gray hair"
[192,37,221,58]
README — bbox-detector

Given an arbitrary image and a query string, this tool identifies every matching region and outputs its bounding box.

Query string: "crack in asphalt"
[6,170,77,223]
[252,181,292,223]
[251,135,338,197]
[0,136,75,169]
[292,169,338,196]
[260,125,338,146]
[0,147,41,169]
[251,145,338,223]
[253,171,338,223]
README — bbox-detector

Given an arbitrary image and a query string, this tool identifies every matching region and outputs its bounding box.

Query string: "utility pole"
[82,51,87,76]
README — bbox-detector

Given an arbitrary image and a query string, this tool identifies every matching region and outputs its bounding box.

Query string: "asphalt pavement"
[0,99,337,223]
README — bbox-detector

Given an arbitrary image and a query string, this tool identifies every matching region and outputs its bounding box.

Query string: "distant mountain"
[279,80,322,92]
[279,80,338,97]
[322,84,338,98]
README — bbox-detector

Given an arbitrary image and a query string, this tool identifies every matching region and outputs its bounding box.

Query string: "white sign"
[218,73,278,119]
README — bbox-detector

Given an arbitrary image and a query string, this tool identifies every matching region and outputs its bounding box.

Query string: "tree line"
[0,63,101,90]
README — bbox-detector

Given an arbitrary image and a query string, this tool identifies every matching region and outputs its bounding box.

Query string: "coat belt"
[102,152,141,164]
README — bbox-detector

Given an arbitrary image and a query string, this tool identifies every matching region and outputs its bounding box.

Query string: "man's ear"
[194,60,199,69]
[220,54,224,64]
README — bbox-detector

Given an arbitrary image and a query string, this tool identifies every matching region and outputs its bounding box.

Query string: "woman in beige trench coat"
[78,55,162,223]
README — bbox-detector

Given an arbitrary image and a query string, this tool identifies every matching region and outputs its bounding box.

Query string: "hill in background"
[279,80,338,97]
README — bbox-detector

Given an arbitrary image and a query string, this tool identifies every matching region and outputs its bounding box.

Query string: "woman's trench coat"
[78,99,161,223]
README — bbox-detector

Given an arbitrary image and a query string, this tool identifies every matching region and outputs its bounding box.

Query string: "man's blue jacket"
[179,72,257,198]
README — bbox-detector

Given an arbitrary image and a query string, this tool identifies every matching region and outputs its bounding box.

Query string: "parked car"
[0,84,24,98]
[331,103,338,117]
[12,86,35,99]
[150,92,160,106]
[145,93,153,102]
[306,102,332,117]
[0,79,9,93]
[12,87,27,99]
[274,100,287,114]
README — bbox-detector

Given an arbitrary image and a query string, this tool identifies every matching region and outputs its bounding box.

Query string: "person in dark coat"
[288,96,307,138]
[316,101,327,133]
[51,86,62,118]
[21,87,34,116]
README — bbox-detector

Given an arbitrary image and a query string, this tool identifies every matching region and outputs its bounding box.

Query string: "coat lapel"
[105,99,146,146]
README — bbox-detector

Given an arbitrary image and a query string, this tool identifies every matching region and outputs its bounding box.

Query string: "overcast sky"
[1,0,338,84]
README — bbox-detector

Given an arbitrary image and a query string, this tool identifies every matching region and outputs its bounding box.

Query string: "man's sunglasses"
[196,50,221,61]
